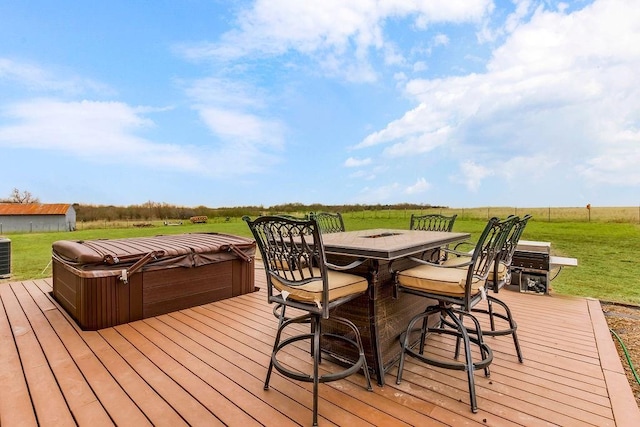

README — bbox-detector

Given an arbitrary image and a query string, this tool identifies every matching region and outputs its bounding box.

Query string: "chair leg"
[444,308,480,413]
[397,306,440,384]
[264,311,287,390]
[454,312,463,359]
[311,316,317,360]
[462,310,491,378]
[273,303,286,325]
[470,296,524,363]
[398,306,492,413]
[312,315,320,426]
[396,312,421,385]
[418,311,430,354]
[489,296,523,362]
[336,316,373,391]
[267,312,372,425]
[488,298,496,331]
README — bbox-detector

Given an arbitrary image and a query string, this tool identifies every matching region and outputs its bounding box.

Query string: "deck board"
[0,286,39,427]
[1,265,639,426]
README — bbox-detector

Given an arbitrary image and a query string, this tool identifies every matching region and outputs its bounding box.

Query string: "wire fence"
[8,206,636,233]
[341,206,640,223]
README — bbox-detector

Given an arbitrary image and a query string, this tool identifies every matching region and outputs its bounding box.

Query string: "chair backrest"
[243,215,331,317]
[490,214,531,291]
[410,213,457,232]
[499,214,531,267]
[310,212,345,234]
[463,216,517,303]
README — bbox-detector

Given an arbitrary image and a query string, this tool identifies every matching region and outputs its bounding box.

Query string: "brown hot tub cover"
[52,233,256,330]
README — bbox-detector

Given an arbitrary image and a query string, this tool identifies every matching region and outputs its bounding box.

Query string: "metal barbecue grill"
[510,240,577,294]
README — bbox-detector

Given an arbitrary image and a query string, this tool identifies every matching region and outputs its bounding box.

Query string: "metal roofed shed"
[0,203,76,233]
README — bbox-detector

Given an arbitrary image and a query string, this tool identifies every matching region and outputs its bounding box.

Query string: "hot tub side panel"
[142,257,255,318]
[232,256,256,296]
[142,262,230,318]
[52,258,142,330]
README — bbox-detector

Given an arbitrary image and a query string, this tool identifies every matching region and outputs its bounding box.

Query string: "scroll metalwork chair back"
[243,215,372,426]
[394,216,516,413]
[410,213,458,262]
[490,214,532,294]
[409,213,457,232]
[472,214,531,362]
[310,211,345,234]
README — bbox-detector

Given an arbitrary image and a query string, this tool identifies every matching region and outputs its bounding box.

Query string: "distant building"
[0,203,76,233]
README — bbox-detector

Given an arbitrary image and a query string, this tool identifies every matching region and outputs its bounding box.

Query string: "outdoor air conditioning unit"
[0,237,10,278]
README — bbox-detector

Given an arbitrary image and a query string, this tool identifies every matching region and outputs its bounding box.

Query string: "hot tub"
[52,232,256,330]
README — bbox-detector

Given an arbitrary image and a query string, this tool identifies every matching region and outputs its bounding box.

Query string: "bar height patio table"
[319,228,470,385]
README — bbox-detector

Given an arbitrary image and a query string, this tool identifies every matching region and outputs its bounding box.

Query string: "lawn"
[2,214,639,305]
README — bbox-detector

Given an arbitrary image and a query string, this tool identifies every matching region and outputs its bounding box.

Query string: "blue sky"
[0,0,638,208]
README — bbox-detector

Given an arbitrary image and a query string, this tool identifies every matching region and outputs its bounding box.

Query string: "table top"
[321,228,469,260]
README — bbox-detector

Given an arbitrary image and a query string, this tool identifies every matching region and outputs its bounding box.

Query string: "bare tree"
[7,188,40,204]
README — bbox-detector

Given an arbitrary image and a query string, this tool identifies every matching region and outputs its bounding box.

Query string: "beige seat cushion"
[272,268,368,305]
[397,264,486,297]
[442,256,507,282]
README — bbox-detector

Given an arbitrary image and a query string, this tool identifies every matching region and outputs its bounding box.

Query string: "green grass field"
[3,213,639,305]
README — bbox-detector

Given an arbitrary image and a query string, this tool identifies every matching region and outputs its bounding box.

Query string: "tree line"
[2,188,442,222]
[73,201,442,222]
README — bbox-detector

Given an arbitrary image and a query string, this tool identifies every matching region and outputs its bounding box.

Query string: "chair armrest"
[325,258,367,271]
[406,255,473,268]
[452,240,475,252]
[441,247,474,258]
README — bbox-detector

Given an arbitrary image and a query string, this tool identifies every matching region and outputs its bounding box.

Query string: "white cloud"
[0,98,279,177]
[184,77,267,110]
[356,102,451,152]
[355,182,402,203]
[455,161,493,192]
[349,170,376,180]
[478,0,535,43]
[184,77,286,153]
[358,0,640,189]
[344,157,372,167]
[198,107,284,148]
[405,178,431,195]
[412,61,428,72]
[0,99,198,168]
[179,0,493,81]
[0,57,112,96]
[577,129,640,186]
[433,33,450,47]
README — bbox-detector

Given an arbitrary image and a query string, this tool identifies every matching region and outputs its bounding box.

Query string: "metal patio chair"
[410,213,458,262]
[469,214,532,362]
[244,215,372,426]
[409,213,457,232]
[394,216,516,413]
[310,211,346,234]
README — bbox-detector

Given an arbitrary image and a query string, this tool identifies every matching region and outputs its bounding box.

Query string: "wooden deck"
[1,264,639,426]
